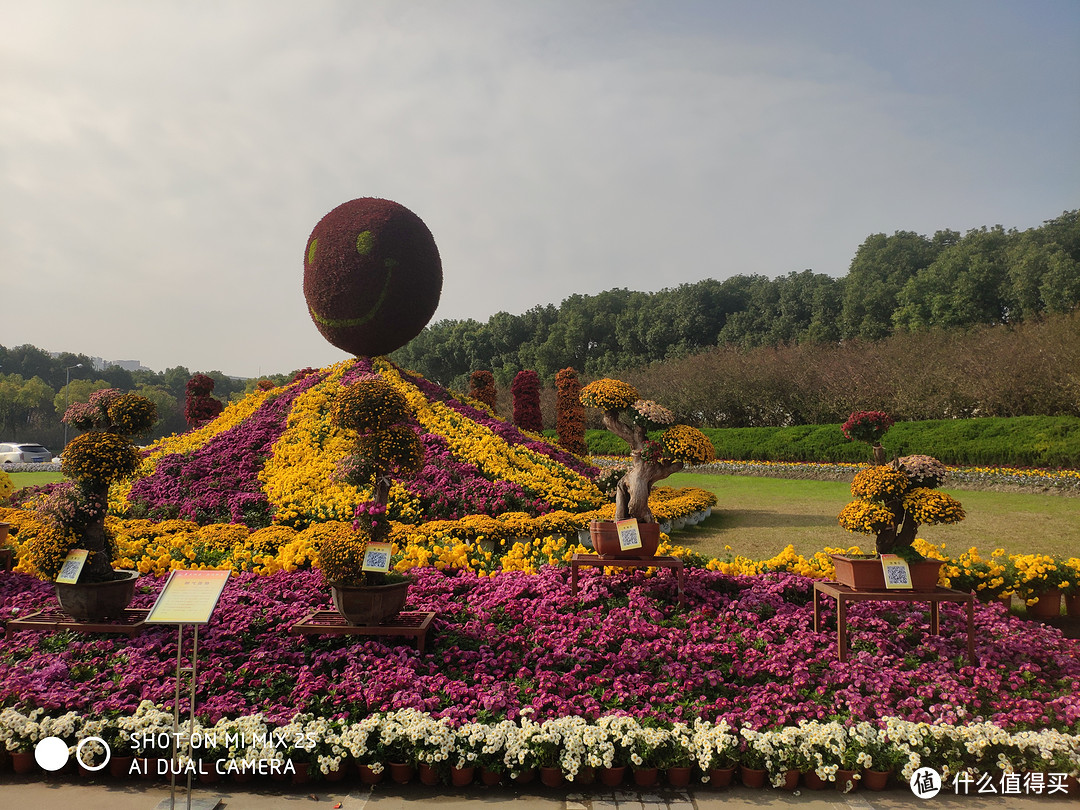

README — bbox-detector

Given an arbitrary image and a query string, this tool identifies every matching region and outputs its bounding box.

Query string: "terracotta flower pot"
[418,762,441,785]
[479,768,502,785]
[1065,594,1080,617]
[779,769,800,790]
[708,766,735,787]
[632,767,659,787]
[359,764,384,784]
[574,766,595,785]
[105,755,131,778]
[739,765,766,788]
[589,521,661,558]
[863,769,891,791]
[598,765,625,786]
[323,760,347,781]
[836,768,859,791]
[451,765,475,787]
[539,766,564,787]
[1027,592,1062,619]
[11,751,35,774]
[512,768,535,784]
[665,766,692,787]
[201,767,222,784]
[831,555,942,591]
[389,761,415,784]
[803,769,827,790]
[292,762,311,784]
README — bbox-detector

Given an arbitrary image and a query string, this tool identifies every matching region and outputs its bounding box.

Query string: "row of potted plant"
[3,705,1077,788]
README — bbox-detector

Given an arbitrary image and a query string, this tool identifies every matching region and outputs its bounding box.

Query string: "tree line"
[0,343,295,450]
[391,210,1080,390]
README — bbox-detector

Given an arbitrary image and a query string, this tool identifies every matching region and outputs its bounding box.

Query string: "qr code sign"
[367,550,389,569]
[885,564,910,586]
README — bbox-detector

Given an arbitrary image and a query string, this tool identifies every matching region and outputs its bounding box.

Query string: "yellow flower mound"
[837,500,895,534]
[580,379,639,411]
[660,425,716,465]
[850,465,910,501]
[260,361,367,527]
[379,360,604,512]
[901,488,966,525]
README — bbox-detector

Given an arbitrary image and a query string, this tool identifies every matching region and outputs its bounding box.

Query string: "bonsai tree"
[580,378,715,523]
[838,454,965,555]
[327,378,424,585]
[841,410,894,466]
[42,389,157,581]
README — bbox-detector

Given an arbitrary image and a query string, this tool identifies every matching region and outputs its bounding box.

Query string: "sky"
[2,1,1078,379]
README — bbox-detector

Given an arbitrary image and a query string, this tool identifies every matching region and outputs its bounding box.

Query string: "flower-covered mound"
[2,568,1078,734]
[116,357,606,529]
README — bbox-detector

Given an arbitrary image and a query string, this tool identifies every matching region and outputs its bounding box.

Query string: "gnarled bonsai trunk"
[81,483,113,580]
[601,411,682,523]
[874,497,919,554]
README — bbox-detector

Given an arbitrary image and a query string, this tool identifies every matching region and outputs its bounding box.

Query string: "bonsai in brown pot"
[321,378,424,624]
[836,413,966,589]
[580,379,715,555]
[18,389,156,619]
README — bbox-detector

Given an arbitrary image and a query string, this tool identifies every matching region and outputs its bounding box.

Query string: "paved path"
[0,775,1075,810]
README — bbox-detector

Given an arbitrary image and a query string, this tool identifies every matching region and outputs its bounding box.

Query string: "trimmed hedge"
[586,416,1080,469]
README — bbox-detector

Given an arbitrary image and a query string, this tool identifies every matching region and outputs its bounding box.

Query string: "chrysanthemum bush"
[1,568,1078,777]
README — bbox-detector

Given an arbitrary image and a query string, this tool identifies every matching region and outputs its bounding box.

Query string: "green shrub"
[587,416,1080,468]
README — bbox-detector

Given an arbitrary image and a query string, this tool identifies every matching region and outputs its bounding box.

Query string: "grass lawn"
[665,472,1080,562]
[6,470,1079,564]
[7,471,63,489]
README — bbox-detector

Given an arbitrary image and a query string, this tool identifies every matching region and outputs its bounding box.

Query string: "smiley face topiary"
[303,198,443,357]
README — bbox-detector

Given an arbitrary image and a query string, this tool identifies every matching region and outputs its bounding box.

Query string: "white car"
[0,442,54,464]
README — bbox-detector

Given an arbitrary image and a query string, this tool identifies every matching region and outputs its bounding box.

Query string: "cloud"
[1,0,1077,377]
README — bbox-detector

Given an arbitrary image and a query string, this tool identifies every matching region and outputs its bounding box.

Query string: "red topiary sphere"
[303,198,443,357]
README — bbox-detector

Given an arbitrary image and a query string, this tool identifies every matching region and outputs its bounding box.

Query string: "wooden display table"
[289,610,435,653]
[570,554,685,606]
[5,607,150,638]
[812,581,977,664]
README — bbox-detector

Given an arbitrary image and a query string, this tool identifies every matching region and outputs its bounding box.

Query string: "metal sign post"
[146,570,231,810]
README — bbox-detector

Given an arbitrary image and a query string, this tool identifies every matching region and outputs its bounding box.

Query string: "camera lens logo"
[35,735,111,772]
[910,766,942,799]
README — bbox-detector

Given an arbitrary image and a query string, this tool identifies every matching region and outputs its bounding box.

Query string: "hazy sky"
[2,1,1078,379]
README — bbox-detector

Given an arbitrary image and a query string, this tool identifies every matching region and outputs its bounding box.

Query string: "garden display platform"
[812,581,977,664]
[570,553,685,606]
[288,609,436,653]
[4,606,150,638]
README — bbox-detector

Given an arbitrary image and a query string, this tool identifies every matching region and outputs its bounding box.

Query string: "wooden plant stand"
[289,610,436,653]
[4,607,151,638]
[570,554,686,606]
[812,581,977,664]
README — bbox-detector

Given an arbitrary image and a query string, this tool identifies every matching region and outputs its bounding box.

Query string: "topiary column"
[555,367,587,456]
[511,370,543,433]
[469,370,498,412]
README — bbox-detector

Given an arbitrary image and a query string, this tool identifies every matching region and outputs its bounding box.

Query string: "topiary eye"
[356,230,374,256]
[307,238,318,265]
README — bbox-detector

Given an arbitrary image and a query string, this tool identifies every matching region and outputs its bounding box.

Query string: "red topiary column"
[555,367,587,455]
[511,370,543,432]
[184,373,223,428]
[469,370,497,412]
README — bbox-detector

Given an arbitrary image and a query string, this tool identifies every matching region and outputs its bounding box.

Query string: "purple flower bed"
[402,433,553,519]
[128,370,329,526]
[2,568,1077,731]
